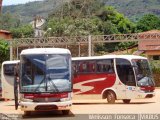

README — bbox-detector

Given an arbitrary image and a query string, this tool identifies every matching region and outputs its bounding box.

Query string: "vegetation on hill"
[1,0,160,52]
[137,14,160,32]
[2,0,160,23]
[104,0,160,21]
[2,0,65,24]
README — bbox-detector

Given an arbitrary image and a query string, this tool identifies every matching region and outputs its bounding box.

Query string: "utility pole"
[0,0,3,14]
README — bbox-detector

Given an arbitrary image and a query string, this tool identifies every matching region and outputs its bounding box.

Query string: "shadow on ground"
[21,111,75,120]
[73,102,155,105]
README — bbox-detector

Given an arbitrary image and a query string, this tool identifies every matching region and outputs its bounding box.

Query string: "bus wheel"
[62,110,70,115]
[106,91,116,104]
[123,99,131,104]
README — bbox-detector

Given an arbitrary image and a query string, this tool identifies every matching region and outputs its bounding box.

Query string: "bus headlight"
[60,98,70,102]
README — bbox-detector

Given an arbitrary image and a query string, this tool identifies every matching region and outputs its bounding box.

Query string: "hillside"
[2,0,68,23]
[104,0,160,21]
[2,0,160,23]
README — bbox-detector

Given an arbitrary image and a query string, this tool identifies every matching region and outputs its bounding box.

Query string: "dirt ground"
[0,89,160,120]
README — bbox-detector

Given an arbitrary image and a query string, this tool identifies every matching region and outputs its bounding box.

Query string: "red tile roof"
[0,30,11,34]
[138,30,160,51]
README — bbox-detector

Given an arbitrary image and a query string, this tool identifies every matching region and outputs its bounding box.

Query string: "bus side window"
[97,59,114,73]
[88,61,96,73]
[78,61,88,73]
[72,61,78,75]
[4,64,15,76]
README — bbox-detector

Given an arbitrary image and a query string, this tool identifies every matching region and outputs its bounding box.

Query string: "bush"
[150,60,160,87]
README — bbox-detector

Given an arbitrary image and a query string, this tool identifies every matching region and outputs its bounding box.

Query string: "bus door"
[2,63,16,99]
[116,59,137,99]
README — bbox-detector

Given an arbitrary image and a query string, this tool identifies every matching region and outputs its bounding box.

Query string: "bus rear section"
[1,60,20,99]
[16,48,72,115]
[72,55,155,104]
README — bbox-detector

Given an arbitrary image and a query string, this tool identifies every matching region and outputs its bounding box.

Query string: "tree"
[10,25,34,38]
[46,1,137,53]
[0,12,21,30]
[0,39,10,64]
[97,6,136,34]
[137,14,160,32]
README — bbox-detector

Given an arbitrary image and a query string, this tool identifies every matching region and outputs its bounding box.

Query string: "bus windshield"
[20,54,71,93]
[132,59,155,87]
[3,64,15,76]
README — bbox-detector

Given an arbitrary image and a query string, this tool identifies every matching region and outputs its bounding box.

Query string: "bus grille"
[35,105,58,111]
[33,98,60,102]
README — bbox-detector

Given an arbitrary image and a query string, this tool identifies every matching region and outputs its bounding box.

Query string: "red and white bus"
[13,48,72,115]
[72,55,155,104]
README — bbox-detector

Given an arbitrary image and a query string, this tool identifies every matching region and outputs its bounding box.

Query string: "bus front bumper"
[20,101,72,111]
[136,92,155,99]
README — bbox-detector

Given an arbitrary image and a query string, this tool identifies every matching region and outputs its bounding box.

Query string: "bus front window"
[132,59,155,87]
[21,55,46,92]
[21,54,71,93]
[46,54,71,92]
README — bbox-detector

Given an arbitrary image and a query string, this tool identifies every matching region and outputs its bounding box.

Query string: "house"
[138,30,160,60]
[0,30,12,40]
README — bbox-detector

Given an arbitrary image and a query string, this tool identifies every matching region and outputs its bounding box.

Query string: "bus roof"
[21,48,71,55]
[72,55,147,61]
[2,60,20,65]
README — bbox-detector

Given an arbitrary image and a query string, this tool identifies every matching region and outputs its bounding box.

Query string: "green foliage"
[0,12,21,30]
[137,14,160,32]
[104,0,160,22]
[47,17,104,36]
[150,60,160,87]
[46,1,137,53]
[150,60,160,73]
[2,0,160,23]
[93,6,136,53]
[47,2,136,36]
[0,39,10,64]
[118,42,137,50]
[3,0,71,24]
[97,6,136,34]
[10,25,34,38]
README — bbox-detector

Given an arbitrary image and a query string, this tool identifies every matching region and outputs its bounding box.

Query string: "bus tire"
[106,91,116,104]
[123,99,131,104]
[62,110,70,115]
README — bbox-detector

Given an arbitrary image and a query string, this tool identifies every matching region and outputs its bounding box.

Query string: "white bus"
[1,60,20,99]
[14,48,72,115]
[72,55,155,103]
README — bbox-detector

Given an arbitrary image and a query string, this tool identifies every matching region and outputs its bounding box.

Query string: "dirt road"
[0,89,160,120]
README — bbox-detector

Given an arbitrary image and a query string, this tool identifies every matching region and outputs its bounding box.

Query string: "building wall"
[146,50,160,55]
[138,39,160,51]
[0,32,12,40]
[145,50,160,60]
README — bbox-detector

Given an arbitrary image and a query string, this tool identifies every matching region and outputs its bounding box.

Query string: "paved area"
[0,89,160,119]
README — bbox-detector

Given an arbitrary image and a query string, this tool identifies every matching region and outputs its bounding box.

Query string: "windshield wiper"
[48,76,59,92]
[34,76,46,92]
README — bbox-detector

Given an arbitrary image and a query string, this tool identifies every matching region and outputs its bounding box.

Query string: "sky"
[3,0,43,6]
